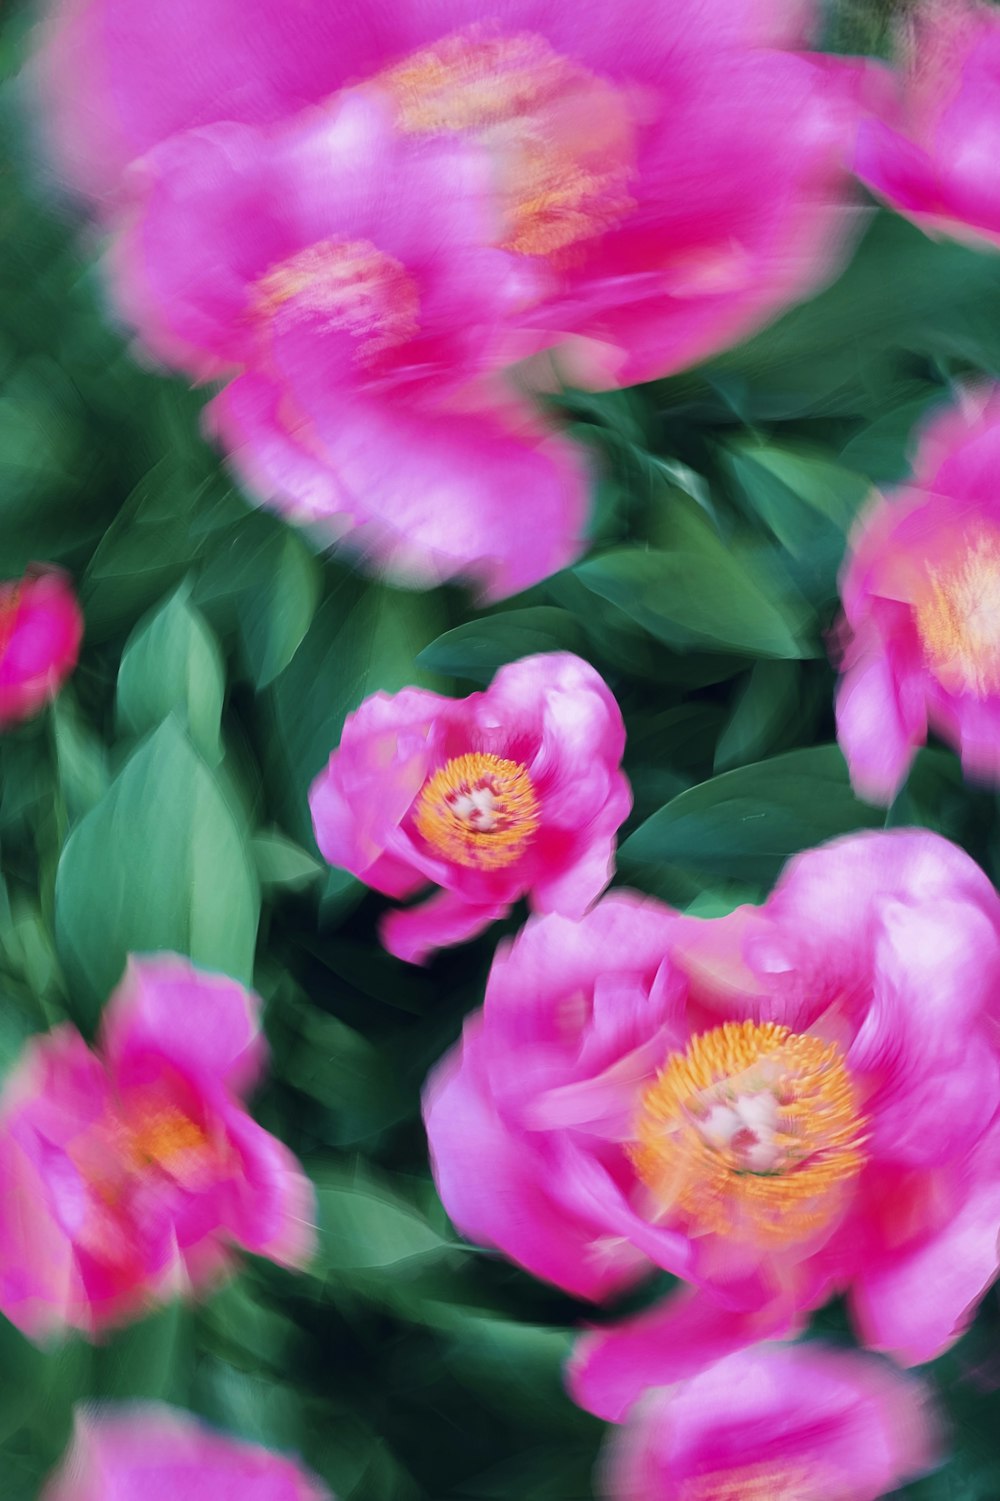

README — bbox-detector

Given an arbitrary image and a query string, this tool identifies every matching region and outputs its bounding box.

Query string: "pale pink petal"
[381,890,510,966]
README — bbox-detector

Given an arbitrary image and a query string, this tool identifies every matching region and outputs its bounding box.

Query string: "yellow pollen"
[632,1020,865,1246]
[914,526,1000,696]
[681,1460,814,1501]
[251,238,420,364]
[126,1107,208,1171]
[413,751,539,869]
[376,29,635,258]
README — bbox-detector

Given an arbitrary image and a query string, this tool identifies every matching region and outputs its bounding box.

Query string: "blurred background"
[1,0,1000,1496]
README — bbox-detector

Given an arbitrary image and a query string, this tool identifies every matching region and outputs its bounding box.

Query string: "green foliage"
[1,1,999,1497]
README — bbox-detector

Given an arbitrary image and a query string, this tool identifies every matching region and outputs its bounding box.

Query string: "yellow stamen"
[681,1461,814,1501]
[413,751,539,869]
[251,239,420,364]
[376,28,635,258]
[632,1020,865,1246]
[127,1107,207,1170]
[914,526,1000,696]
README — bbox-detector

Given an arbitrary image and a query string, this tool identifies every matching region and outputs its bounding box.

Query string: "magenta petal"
[381,891,510,966]
[835,652,918,805]
[100,955,266,1095]
[569,1287,803,1422]
[851,1132,1000,1365]
[424,1023,647,1301]
[42,1403,331,1501]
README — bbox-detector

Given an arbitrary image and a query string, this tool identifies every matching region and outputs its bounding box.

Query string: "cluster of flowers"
[5,0,1000,1494]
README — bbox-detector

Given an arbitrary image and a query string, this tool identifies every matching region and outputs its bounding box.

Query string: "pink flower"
[0,568,83,729]
[570,1293,938,1499]
[424,828,1000,1363]
[836,386,1000,802]
[106,92,587,601]
[42,1403,330,1501]
[855,1,1000,248]
[0,955,315,1341]
[42,0,861,388]
[310,652,631,964]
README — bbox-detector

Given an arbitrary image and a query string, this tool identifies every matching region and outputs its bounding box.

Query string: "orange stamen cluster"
[377,29,635,258]
[681,1460,814,1501]
[126,1106,208,1171]
[413,751,539,869]
[632,1020,865,1247]
[915,526,1000,696]
[252,238,420,364]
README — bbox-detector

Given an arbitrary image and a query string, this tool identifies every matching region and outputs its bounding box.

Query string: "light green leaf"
[54,718,259,1026]
[117,583,226,763]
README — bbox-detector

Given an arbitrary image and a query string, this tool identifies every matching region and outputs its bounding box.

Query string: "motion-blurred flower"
[310,652,631,964]
[0,568,83,730]
[836,387,1000,801]
[42,1403,330,1501]
[0,955,315,1340]
[425,829,1000,1363]
[42,0,862,387]
[571,1293,939,1499]
[109,92,588,600]
[855,0,1000,248]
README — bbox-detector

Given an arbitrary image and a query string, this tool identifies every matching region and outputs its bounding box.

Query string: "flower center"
[0,585,23,661]
[915,527,1000,696]
[632,1020,865,1246]
[376,28,635,257]
[251,238,420,364]
[681,1461,814,1501]
[125,1105,208,1172]
[413,751,539,869]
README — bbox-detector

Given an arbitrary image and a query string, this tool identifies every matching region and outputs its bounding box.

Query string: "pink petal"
[569,1287,803,1422]
[381,890,510,965]
[100,955,266,1095]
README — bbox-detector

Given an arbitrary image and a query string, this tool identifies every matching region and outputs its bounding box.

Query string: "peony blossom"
[108,91,587,600]
[42,1403,330,1501]
[836,386,1000,802]
[570,1293,938,1499]
[309,653,631,964]
[42,0,862,387]
[855,0,1000,248]
[0,568,83,729]
[0,955,315,1340]
[424,828,1000,1363]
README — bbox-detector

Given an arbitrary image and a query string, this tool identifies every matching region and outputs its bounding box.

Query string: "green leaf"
[714,660,803,773]
[251,830,324,891]
[51,694,110,825]
[117,583,226,763]
[575,540,811,659]
[312,1162,455,1275]
[94,1303,188,1402]
[618,745,882,901]
[238,528,321,688]
[54,718,259,1026]
[417,607,586,684]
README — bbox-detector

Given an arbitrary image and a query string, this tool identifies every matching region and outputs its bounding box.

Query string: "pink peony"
[836,386,1000,802]
[855,0,1000,248]
[108,91,586,600]
[424,828,1000,1363]
[0,955,315,1341]
[0,568,83,729]
[571,1293,938,1499]
[42,1403,330,1501]
[42,0,861,387]
[309,653,631,965]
